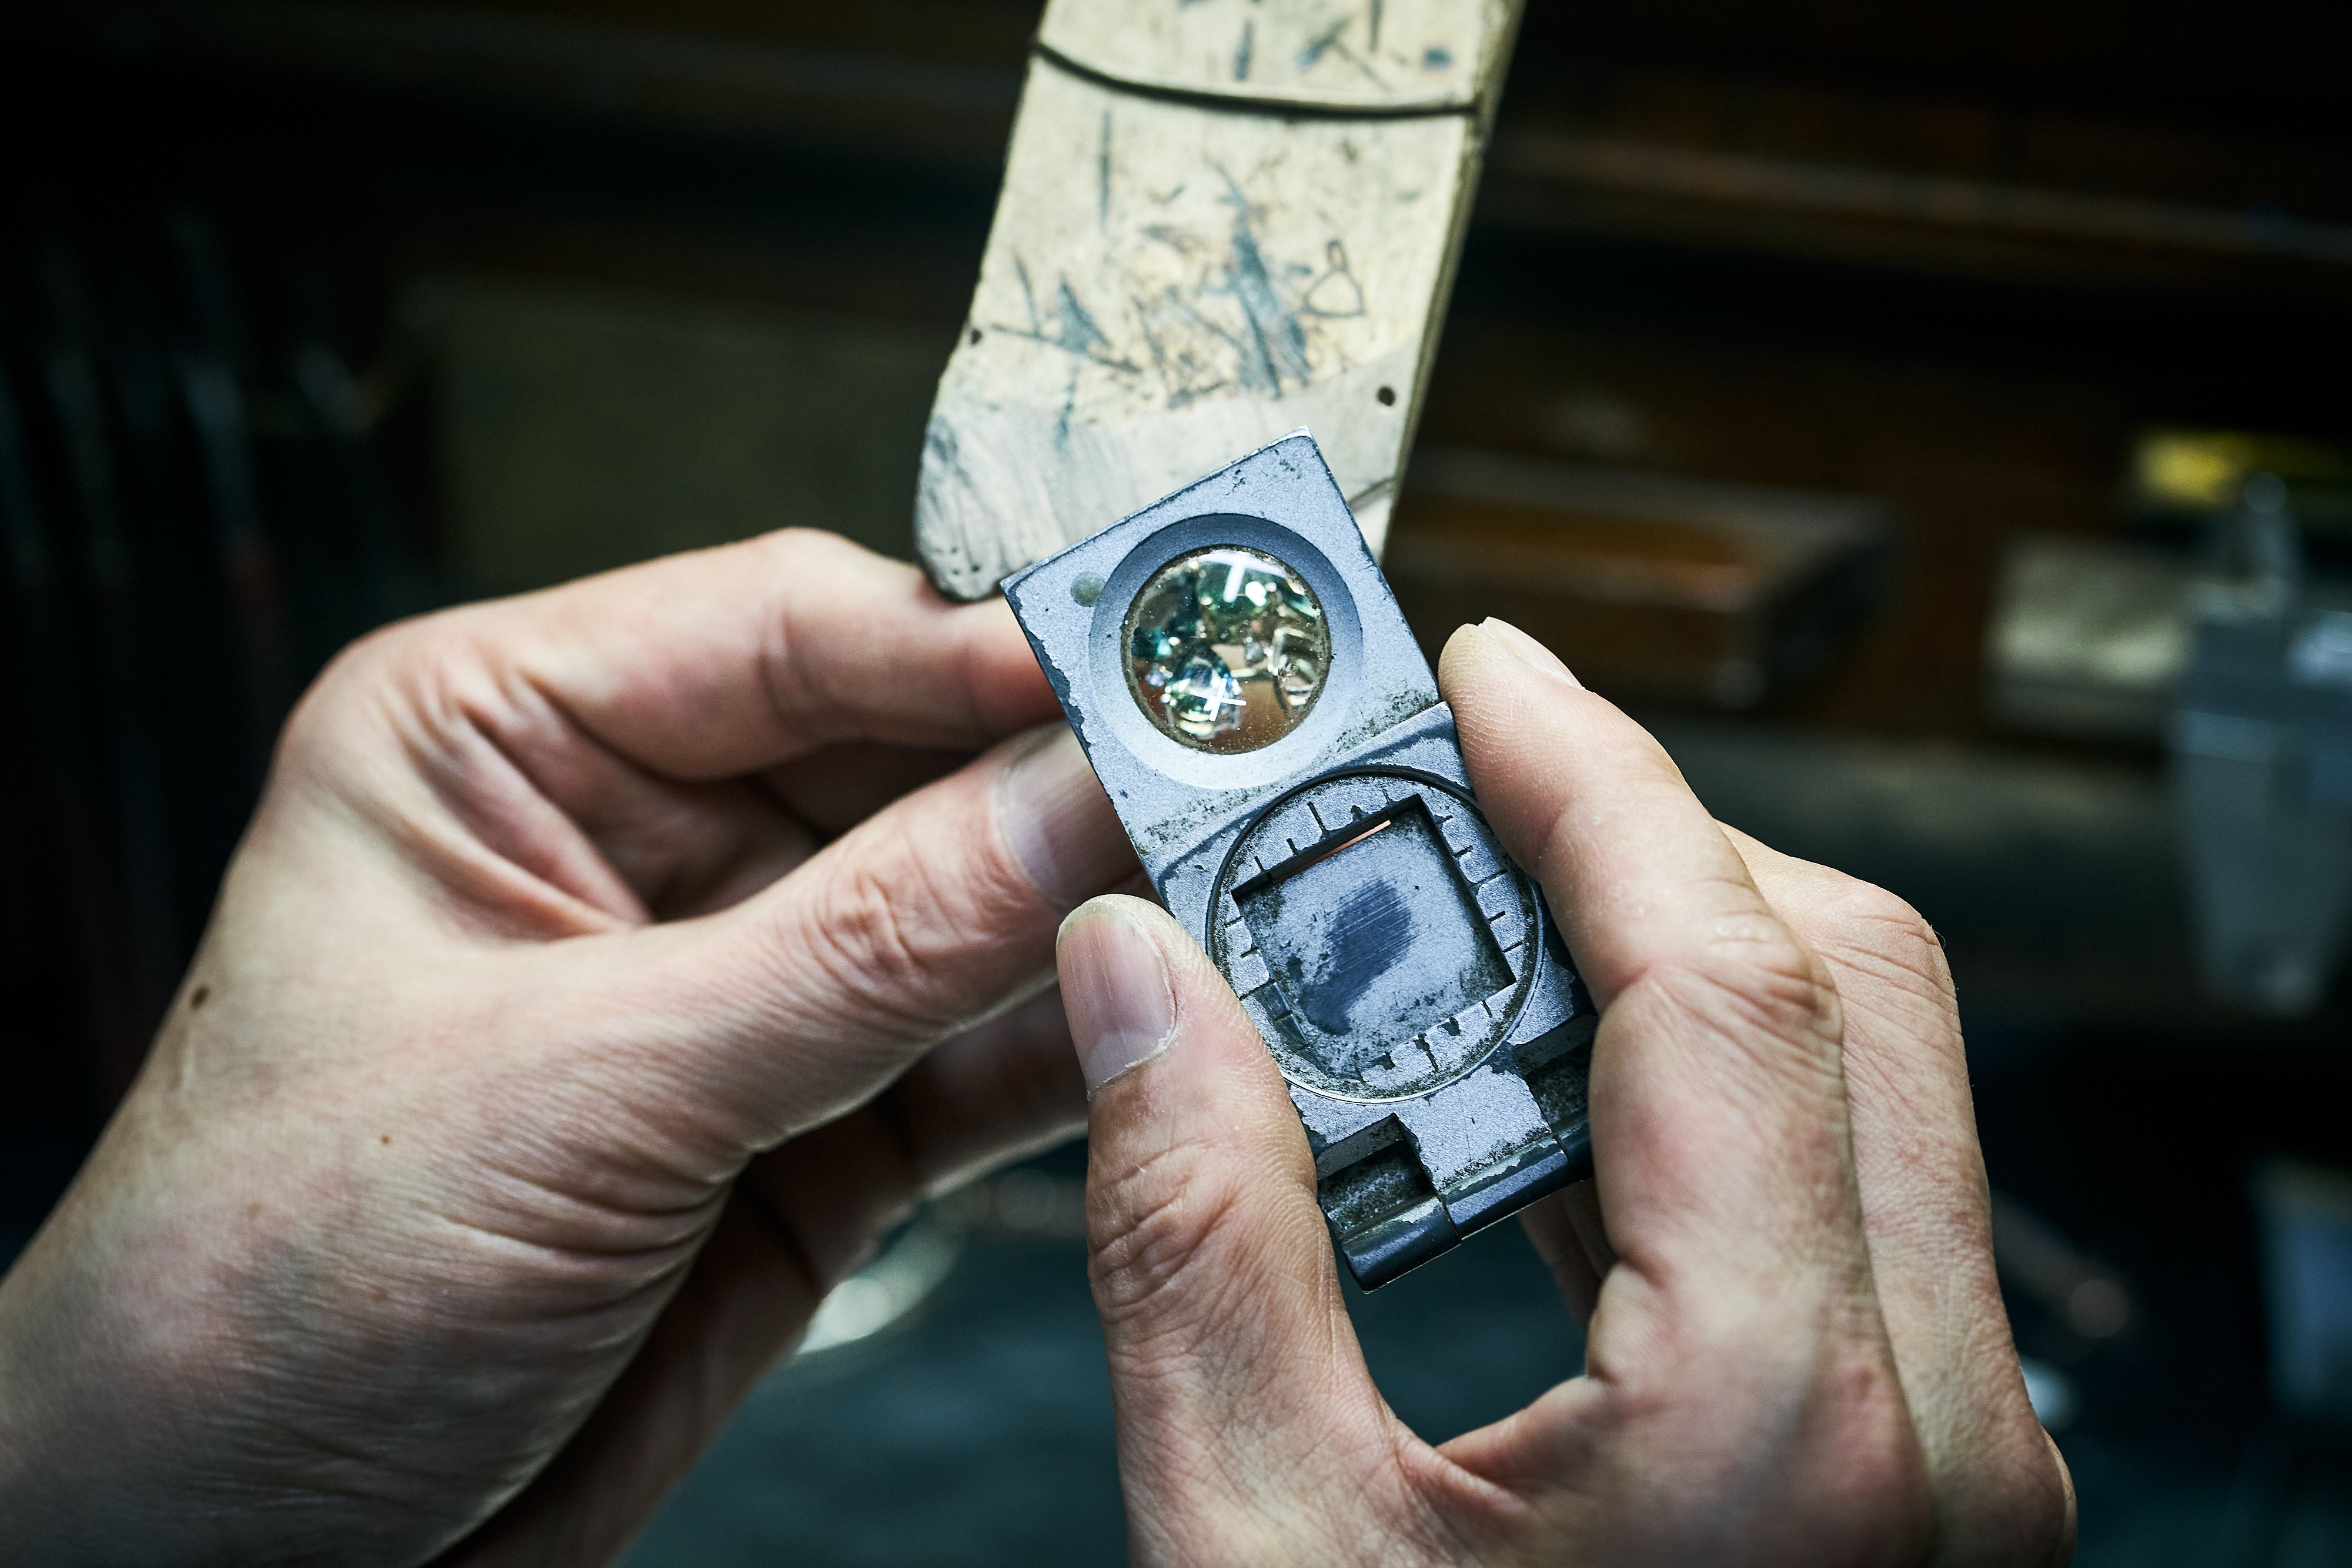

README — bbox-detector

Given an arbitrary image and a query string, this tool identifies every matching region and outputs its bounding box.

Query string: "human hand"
[1056,620,2076,1566]
[0,532,1135,1566]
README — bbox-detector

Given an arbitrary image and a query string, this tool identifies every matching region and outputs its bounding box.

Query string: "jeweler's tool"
[1006,431,1592,1289]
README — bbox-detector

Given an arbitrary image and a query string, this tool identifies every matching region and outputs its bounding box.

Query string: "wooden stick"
[916,0,1525,600]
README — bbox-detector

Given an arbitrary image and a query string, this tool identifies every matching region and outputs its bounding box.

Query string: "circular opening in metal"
[1123,545,1329,753]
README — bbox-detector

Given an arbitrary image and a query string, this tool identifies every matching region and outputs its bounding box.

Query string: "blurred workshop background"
[4,2,2351,1563]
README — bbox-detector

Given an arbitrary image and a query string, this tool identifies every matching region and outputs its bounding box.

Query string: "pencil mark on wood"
[1098,108,1113,231]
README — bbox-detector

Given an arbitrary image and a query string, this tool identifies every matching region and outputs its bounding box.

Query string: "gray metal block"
[1005,431,1593,1288]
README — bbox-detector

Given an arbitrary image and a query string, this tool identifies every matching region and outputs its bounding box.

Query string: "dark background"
[2,2,2348,1561]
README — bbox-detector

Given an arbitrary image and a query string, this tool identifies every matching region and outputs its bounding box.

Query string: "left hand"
[0,531,1135,1567]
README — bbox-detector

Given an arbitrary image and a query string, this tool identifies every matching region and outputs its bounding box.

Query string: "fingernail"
[1000,726,1137,908]
[1480,617,1583,688]
[1058,900,1176,1093]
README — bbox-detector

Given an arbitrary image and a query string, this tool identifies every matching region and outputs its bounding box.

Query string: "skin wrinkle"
[1810,927,1959,1022]
[1598,1009,1847,1220]
[1625,947,1847,1096]
[796,848,981,1042]
[1090,1147,1249,1328]
[352,695,631,944]
[756,536,848,754]
[488,657,742,913]
[208,1265,568,1520]
[286,706,527,930]
[1399,1428,1532,1561]
[443,1128,724,1263]
[429,654,656,926]
[456,722,650,927]
[507,622,732,793]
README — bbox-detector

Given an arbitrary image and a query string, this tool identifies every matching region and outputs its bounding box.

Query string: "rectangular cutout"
[1235,795,1512,1041]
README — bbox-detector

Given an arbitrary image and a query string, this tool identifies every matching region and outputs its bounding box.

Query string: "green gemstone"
[1122,547,1328,753]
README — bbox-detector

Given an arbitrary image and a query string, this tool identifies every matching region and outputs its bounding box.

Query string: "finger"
[596,775,819,921]
[381,528,1058,789]
[1441,621,1870,1307]
[609,742,993,917]
[611,724,1135,1158]
[737,984,1087,1283]
[591,740,980,919]
[432,988,1088,1568]
[1725,828,2075,1565]
[1439,623,1927,1546]
[761,740,974,836]
[1516,1181,1613,1325]
[1060,897,1448,1557]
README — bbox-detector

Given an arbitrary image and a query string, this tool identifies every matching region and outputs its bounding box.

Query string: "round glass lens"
[1123,546,1328,753]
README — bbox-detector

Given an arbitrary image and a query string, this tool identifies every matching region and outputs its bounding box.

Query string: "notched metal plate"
[1006,430,1592,1288]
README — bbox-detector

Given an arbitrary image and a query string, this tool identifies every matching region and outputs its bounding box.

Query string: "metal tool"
[2170,474,2352,1014]
[1006,430,1593,1288]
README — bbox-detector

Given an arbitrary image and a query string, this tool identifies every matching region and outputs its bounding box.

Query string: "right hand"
[1053,618,2076,1566]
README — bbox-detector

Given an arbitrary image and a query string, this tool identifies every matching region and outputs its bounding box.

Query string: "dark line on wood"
[1031,41,1478,123]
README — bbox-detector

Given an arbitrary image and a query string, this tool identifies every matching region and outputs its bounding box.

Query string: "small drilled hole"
[1375,385,1396,406]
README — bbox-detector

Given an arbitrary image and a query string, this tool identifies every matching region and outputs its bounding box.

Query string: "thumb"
[1058,897,1409,1557]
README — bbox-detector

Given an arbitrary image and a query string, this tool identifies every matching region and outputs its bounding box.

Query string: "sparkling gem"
[1122,546,1329,753]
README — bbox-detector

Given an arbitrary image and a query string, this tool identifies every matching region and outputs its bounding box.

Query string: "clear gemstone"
[1123,547,1328,752]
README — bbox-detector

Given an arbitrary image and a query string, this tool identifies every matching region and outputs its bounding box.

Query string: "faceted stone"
[1122,546,1328,752]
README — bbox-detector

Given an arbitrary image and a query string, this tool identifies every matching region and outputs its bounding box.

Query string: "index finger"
[419,529,1060,782]
[1438,621,1874,1326]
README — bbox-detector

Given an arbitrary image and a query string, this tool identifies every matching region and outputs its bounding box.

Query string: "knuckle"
[1827,878,1945,962]
[1807,877,1956,998]
[1959,1418,2079,1567]
[795,800,1044,1038]
[754,531,870,720]
[759,524,865,569]
[800,850,963,1037]
[1582,1331,1933,1563]
[1657,910,1844,1058]
[274,613,449,776]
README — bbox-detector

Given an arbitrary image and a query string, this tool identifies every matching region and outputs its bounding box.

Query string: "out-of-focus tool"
[2170,477,2352,1015]
[1985,433,2352,1015]
[2254,1161,2352,1430]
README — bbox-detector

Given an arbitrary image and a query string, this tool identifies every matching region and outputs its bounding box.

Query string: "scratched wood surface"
[915,0,1523,601]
